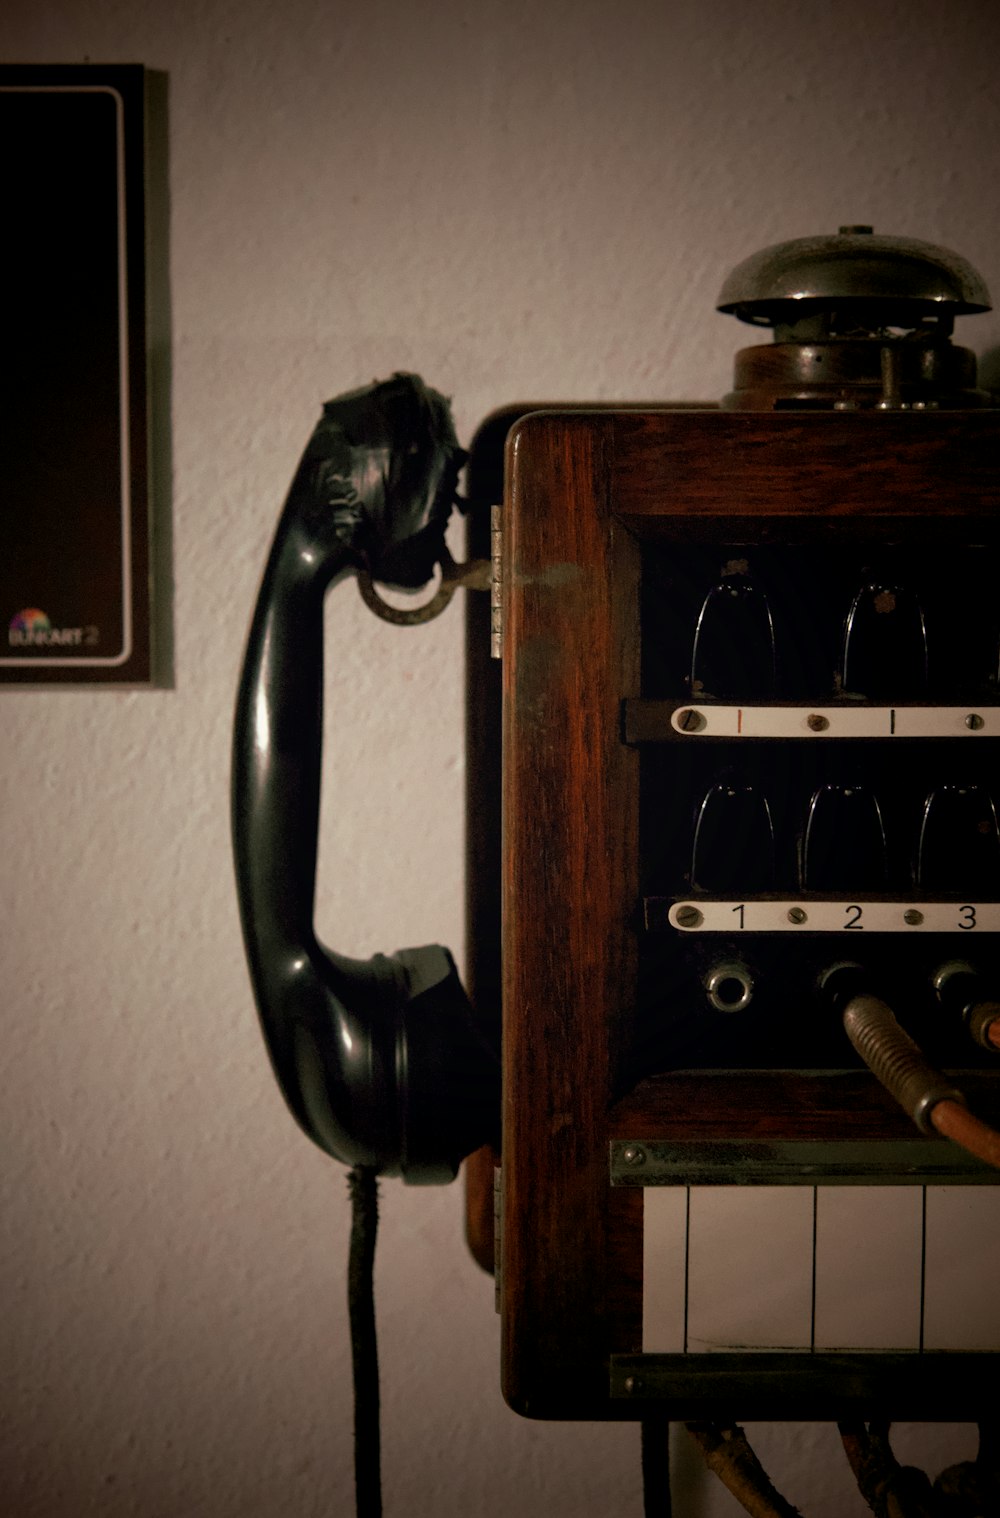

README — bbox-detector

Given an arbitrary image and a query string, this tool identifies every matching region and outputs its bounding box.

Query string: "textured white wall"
[1,2,999,1514]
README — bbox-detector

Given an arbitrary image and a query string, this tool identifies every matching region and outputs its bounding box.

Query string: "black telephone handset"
[232,373,498,1183]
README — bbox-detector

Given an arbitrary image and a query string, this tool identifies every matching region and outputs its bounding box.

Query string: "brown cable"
[838,1422,939,1517]
[933,1418,1000,1516]
[931,1098,1000,1171]
[839,993,1000,1171]
[685,1423,803,1518]
[838,1422,868,1493]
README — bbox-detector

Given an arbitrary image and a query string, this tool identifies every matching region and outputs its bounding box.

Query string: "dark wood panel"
[462,401,709,1270]
[609,410,1000,523]
[610,1071,1000,1143]
[501,411,641,1416]
[462,400,653,1269]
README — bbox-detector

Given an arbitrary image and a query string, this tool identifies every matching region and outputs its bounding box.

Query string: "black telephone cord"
[348,1165,382,1518]
[641,1415,673,1515]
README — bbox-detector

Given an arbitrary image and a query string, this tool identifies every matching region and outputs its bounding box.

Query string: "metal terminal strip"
[670,705,997,739]
[609,1139,994,1186]
[608,1354,998,1406]
[661,900,1000,934]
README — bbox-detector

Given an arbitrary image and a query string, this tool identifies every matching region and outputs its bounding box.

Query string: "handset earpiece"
[232,373,498,1182]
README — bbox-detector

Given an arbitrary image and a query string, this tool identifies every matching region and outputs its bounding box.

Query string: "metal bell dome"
[717,226,991,328]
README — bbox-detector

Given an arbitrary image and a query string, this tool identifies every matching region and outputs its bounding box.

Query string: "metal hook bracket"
[357,547,492,626]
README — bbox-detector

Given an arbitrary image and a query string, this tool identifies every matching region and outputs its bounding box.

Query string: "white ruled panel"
[686,1187,814,1353]
[642,1184,1000,1355]
[924,1187,1000,1351]
[642,1188,687,1353]
[814,1188,923,1350]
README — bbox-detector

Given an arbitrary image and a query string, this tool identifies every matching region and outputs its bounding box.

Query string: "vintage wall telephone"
[233,229,1000,1508]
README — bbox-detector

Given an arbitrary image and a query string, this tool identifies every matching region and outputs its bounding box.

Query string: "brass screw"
[624,1376,644,1395]
[622,1146,646,1167]
[677,708,706,732]
[675,905,704,929]
[807,714,830,732]
[787,906,808,924]
[904,909,924,926]
[966,713,985,731]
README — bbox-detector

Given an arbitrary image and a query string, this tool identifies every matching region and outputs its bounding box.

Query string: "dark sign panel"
[0,65,150,682]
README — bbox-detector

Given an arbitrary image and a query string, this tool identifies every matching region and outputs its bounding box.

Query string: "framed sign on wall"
[0,64,151,684]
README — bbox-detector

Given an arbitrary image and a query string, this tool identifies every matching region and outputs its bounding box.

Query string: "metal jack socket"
[703,961,754,1014]
[933,961,1000,1051]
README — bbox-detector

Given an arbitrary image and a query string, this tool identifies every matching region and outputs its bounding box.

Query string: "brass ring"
[356,548,458,626]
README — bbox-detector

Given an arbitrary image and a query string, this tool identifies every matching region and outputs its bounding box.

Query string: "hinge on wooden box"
[493,1162,502,1312]
[490,504,503,659]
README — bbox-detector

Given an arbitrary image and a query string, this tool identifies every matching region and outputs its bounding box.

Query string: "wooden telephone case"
[465,400,1000,1422]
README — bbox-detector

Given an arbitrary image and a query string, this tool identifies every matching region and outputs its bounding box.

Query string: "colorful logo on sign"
[10,608,50,633]
[8,609,86,648]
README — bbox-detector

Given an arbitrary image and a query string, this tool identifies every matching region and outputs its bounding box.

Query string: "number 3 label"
[959,905,977,930]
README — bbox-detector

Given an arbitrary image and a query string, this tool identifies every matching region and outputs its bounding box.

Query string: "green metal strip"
[611,1138,996,1185]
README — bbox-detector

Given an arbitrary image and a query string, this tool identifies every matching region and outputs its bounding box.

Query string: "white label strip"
[671,705,997,739]
[642,1187,687,1354]
[685,1186,814,1353]
[668,900,999,934]
[923,1187,1000,1350]
[814,1188,923,1350]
